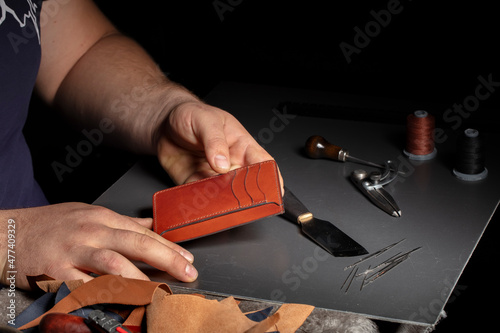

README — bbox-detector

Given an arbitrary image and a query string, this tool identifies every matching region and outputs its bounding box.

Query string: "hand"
[0,203,197,290]
[156,101,283,186]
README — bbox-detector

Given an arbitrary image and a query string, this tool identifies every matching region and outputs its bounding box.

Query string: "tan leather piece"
[19,275,314,332]
[19,275,171,330]
[153,160,284,242]
[146,294,313,333]
[27,274,85,294]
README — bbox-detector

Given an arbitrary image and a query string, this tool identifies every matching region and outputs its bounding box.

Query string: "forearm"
[52,34,199,154]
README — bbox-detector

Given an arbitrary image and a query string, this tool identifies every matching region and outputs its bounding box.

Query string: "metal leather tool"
[350,161,402,217]
[305,135,389,169]
[304,135,402,217]
[282,187,368,257]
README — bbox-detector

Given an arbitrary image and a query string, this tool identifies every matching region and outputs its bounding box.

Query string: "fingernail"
[215,154,229,170]
[185,264,198,279]
[180,250,194,263]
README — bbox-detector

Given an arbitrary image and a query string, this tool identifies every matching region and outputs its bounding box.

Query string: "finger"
[193,113,231,174]
[120,216,195,263]
[83,208,196,268]
[91,227,198,282]
[127,216,153,228]
[72,246,150,281]
[57,267,95,284]
[90,208,195,262]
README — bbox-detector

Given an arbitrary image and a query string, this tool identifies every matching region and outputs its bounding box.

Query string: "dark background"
[25,1,499,331]
[98,0,499,106]
[27,0,500,203]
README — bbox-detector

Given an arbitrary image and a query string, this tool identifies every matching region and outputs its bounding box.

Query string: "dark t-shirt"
[0,0,48,208]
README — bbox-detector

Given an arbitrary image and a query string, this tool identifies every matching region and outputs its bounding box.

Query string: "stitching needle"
[355,252,403,277]
[344,238,406,270]
[360,265,370,291]
[363,247,422,287]
[345,267,358,293]
[341,266,356,290]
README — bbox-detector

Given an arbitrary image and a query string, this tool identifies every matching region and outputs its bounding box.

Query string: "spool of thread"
[404,110,437,160]
[453,128,488,181]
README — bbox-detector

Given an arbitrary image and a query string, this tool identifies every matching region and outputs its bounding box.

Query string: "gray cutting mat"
[94,82,499,328]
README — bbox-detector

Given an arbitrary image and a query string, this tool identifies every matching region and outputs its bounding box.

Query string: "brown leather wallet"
[153,160,284,242]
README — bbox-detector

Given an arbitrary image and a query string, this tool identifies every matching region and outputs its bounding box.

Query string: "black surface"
[93,83,499,328]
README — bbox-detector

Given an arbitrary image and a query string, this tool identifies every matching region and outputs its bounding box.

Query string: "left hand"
[156,101,282,186]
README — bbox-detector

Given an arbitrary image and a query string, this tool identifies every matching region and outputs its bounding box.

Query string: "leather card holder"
[153,160,284,242]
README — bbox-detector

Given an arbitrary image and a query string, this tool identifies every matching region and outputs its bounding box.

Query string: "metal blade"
[346,155,387,170]
[281,187,368,257]
[366,187,402,217]
[300,217,369,257]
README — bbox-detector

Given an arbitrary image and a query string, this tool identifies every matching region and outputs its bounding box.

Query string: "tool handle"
[282,187,311,224]
[305,135,346,161]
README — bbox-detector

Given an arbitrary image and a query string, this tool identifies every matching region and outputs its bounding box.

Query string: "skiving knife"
[281,187,368,257]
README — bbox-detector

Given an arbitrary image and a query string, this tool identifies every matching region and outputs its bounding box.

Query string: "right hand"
[0,202,197,290]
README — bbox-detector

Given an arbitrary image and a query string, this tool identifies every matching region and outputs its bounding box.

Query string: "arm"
[36,0,197,155]
[0,0,202,290]
[1,0,281,289]
[37,0,278,184]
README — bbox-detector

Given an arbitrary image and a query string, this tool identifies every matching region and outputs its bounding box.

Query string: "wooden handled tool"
[305,135,348,161]
[305,135,387,169]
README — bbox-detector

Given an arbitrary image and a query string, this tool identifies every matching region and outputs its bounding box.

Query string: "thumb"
[212,151,230,173]
[198,121,231,174]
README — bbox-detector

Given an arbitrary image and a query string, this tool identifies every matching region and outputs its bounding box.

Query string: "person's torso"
[0,0,48,208]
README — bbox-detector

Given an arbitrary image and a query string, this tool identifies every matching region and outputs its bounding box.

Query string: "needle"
[344,238,406,270]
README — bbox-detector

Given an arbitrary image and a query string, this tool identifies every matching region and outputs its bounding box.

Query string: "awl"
[282,187,368,257]
[305,135,387,169]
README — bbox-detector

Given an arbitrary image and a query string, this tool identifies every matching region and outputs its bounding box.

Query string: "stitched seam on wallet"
[162,199,269,229]
[159,202,276,234]
[154,160,281,231]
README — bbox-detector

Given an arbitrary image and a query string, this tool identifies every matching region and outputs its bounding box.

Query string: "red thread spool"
[404,110,437,160]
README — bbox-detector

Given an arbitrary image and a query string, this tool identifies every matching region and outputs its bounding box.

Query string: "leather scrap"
[17,275,314,332]
[147,294,313,333]
[19,275,171,330]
